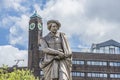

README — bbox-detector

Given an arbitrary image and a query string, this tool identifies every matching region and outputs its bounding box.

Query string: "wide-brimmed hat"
[47,20,61,30]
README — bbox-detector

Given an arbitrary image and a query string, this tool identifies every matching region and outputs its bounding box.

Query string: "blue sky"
[0,0,120,67]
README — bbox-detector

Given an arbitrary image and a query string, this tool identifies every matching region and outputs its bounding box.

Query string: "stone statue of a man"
[39,20,72,80]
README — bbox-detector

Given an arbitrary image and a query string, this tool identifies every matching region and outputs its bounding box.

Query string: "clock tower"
[28,11,43,77]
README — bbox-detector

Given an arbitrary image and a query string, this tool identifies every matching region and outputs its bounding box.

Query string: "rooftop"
[93,39,120,48]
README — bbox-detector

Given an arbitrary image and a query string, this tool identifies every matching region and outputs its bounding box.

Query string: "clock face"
[38,23,42,30]
[29,23,35,30]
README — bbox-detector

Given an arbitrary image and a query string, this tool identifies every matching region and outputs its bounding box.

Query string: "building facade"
[71,40,120,80]
[28,12,120,80]
[72,52,120,80]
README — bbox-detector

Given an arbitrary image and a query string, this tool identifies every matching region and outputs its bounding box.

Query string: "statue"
[39,20,72,80]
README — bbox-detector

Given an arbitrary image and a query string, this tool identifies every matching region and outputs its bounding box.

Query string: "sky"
[0,0,120,67]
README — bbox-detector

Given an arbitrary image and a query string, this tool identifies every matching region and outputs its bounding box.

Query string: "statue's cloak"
[40,32,72,80]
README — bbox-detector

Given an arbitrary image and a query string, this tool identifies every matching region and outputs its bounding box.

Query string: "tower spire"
[35,10,37,14]
[30,10,42,19]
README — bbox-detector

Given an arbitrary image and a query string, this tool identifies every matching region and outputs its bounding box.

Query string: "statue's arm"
[42,48,64,56]
[43,47,72,58]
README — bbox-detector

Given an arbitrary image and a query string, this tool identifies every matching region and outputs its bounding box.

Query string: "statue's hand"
[54,56,60,60]
[58,51,65,58]
[65,54,72,58]
[42,48,48,53]
[58,49,63,52]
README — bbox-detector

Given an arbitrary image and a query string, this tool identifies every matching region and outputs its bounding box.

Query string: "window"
[100,47,105,53]
[115,47,120,54]
[109,62,120,67]
[96,48,99,53]
[72,72,84,77]
[87,61,107,66]
[109,46,115,54]
[72,60,84,65]
[110,74,120,78]
[40,70,43,75]
[87,73,107,78]
[93,49,96,53]
[105,46,109,53]
[92,46,120,54]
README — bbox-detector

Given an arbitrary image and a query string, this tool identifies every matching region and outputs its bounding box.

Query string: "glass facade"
[72,60,84,65]
[72,60,120,79]
[87,73,107,78]
[73,60,120,67]
[109,62,120,67]
[87,61,107,66]
[92,46,120,54]
[72,72,120,78]
[72,72,85,77]
[110,74,120,78]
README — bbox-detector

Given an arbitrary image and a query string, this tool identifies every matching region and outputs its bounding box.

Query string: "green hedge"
[0,65,39,80]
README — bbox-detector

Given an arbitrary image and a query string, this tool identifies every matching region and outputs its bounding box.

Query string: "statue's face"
[50,23,58,33]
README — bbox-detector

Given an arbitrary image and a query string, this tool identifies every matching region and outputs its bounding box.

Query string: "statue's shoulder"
[43,32,51,40]
[59,32,68,39]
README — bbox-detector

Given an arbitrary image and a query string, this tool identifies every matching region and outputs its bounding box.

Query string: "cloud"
[81,18,120,44]
[1,0,120,51]
[34,0,86,36]
[0,14,29,49]
[0,0,27,12]
[0,45,27,67]
[0,16,19,28]
[0,0,120,68]
[0,0,46,49]
[85,0,120,22]
[39,0,120,48]
[9,15,29,48]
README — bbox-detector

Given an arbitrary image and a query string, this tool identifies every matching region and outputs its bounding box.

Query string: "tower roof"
[91,39,120,49]
[30,11,42,19]
[96,39,120,47]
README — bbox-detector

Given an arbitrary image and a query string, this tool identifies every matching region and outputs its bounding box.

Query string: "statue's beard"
[52,30,57,34]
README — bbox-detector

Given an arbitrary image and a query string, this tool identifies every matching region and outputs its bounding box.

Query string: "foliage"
[0,65,39,80]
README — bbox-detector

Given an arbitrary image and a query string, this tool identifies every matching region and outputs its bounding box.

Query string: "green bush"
[0,65,39,80]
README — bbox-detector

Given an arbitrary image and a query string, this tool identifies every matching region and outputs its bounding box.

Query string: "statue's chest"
[46,37,62,50]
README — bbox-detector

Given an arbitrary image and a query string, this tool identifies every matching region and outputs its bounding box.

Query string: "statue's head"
[47,20,61,33]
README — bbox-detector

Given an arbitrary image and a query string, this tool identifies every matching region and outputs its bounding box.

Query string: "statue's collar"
[49,32,60,38]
